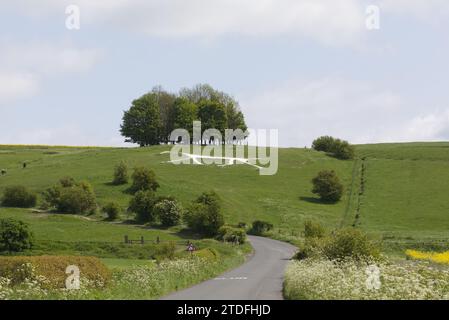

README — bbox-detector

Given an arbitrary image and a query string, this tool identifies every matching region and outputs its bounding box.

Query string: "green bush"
[1,185,37,208]
[312,136,336,152]
[322,228,380,261]
[304,220,326,239]
[312,136,355,160]
[43,179,97,214]
[311,170,344,202]
[216,226,247,244]
[184,192,224,236]
[59,176,75,188]
[129,190,157,223]
[113,161,129,185]
[154,199,182,227]
[152,241,176,261]
[193,248,220,260]
[130,167,159,193]
[0,218,34,253]
[332,140,354,160]
[248,220,273,236]
[102,202,121,220]
[0,255,110,288]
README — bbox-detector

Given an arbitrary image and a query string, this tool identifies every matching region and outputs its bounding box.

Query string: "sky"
[1,0,449,147]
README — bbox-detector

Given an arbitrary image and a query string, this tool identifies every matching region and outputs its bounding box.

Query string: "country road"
[161,236,297,300]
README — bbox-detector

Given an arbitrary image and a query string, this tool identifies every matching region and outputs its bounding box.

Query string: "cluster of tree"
[120,84,248,146]
[312,136,355,160]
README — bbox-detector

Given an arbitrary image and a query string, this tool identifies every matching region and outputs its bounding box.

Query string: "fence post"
[124,235,128,244]
[141,236,144,244]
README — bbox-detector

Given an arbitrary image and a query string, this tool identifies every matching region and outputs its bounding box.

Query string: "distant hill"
[1,142,448,255]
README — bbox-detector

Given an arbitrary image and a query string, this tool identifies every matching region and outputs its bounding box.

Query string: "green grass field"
[1,142,449,259]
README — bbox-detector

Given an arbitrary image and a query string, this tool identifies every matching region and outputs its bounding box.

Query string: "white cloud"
[241,78,449,147]
[0,42,100,75]
[0,42,100,105]
[399,110,449,141]
[0,73,39,103]
[8,0,367,46]
[380,0,449,21]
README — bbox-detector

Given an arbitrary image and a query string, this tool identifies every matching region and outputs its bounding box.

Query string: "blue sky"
[1,0,449,147]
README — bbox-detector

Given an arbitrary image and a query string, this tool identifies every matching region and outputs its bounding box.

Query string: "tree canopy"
[120,84,247,146]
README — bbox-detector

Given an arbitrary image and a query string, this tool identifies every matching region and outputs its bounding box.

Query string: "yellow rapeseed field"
[406,249,449,265]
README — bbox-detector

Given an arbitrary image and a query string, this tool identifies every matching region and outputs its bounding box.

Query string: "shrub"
[152,241,176,261]
[248,220,273,236]
[312,136,336,152]
[304,220,326,239]
[216,226,247,244]
[184,202,224,236]
[154,199,183,227]
[195,191,221,208]
[237,222,248,229]
[59,176,75,188]
[293,242,318,260]
[102,202,121,220]
[194,248,220,260]
[128,190,157,223]
[0,219,34,252]
[312,136,355,160]
[130,167,159,193]
[332,140,354,160]
[311,170,344,202]
[0,255,111,288]
[43,179,97,214]
[1,185,37,208]
[113,161,129,185]
[322,228,380,261]
[184,191,224,236]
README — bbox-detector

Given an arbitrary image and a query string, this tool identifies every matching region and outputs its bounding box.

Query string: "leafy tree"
[311,170,344,202]
[120,93,162,146]
[0,218,34,252]
[113,161,129,185]
[248,220,273,235]
[151,86,177,143]
[154,199,183,227]
[172,98,198,140]
[128,190,157,223]
[184,191,224,236]
[225,103,247,132]
[43,179,97,214]
[216,226,247,244]
[332,140,355,160]
[198,100,228,138]
[312,136,355,160]
[130,167,159,193]
[312,136,336,152]
[121,84,248,146]
[102,202,121,220]
[1,185,37,208]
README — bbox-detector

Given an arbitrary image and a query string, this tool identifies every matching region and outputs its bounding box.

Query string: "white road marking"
[213,276,248,280]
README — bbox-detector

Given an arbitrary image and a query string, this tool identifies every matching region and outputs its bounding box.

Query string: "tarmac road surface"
[161,235,297,300]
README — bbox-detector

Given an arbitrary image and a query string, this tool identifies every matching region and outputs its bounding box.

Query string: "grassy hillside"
[1,142,449,256]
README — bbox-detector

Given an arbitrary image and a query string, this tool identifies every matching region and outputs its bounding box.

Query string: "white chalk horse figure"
[160,151,263,169]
